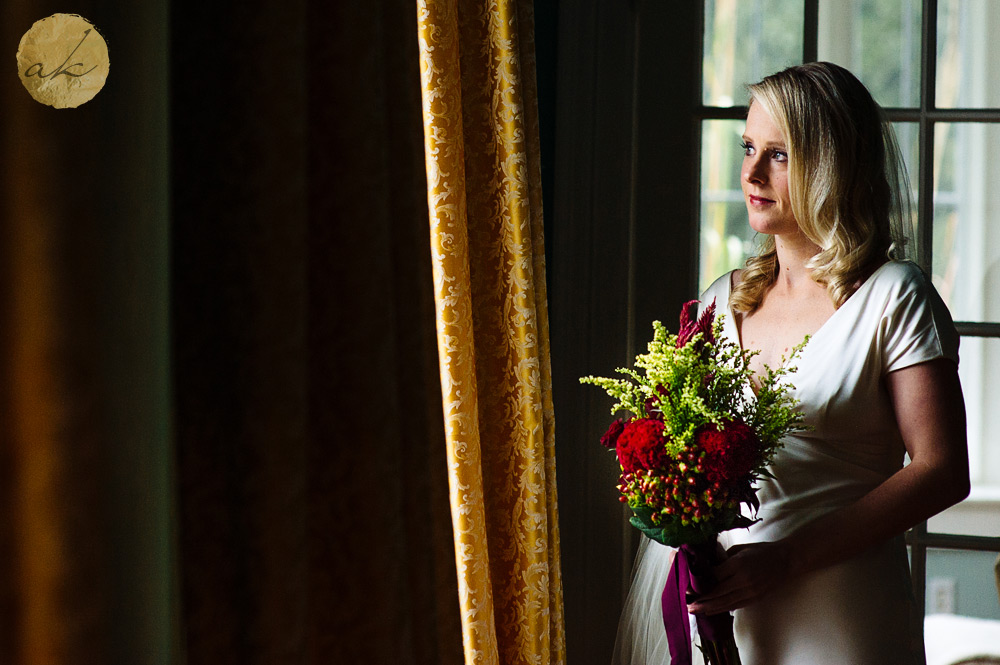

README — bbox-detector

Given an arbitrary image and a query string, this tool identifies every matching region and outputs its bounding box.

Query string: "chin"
[746,212,797,237]
[747,216,781,236]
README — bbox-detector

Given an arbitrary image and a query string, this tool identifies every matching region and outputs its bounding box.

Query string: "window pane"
[924,549,1000,663]
[703,0,803,107]
[927,334,1000,538]
[959,335,1000,486]
[932,123,1000,323]
[891,121,919,246]
[927,333,1000,536]
[936,0,1000,108]
[817,0,922,108]
[927,490,1000,538]
[699,120,754,293]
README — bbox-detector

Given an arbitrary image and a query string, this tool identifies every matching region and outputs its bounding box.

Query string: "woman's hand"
[686,540,796,616]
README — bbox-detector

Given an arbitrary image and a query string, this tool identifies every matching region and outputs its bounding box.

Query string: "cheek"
[776,175,791,201]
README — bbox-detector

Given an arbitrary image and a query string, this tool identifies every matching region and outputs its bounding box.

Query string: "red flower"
[600,418,626,449]
[643,385,670,419]
[616,418,670,473]
[695,418,760,483]
[677,299,716,351]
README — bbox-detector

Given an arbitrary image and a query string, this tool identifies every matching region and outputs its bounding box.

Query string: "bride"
[613,62,969,665]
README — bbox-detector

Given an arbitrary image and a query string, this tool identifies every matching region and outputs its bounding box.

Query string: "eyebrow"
[741,135,788,150]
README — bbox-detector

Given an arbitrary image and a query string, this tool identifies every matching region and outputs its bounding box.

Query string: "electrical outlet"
[928,577,956,614]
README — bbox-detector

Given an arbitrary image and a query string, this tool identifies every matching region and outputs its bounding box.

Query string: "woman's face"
[741,103,797,236]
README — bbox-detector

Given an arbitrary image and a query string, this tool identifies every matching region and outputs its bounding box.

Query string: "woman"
[613,62,969,664]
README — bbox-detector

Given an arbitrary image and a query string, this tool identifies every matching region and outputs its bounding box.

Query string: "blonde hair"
[730,62,912,313]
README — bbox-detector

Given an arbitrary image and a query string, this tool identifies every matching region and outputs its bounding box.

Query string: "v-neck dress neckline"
[723,260,895,358]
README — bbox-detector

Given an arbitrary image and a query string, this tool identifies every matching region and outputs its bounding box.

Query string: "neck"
[772,230,823,290]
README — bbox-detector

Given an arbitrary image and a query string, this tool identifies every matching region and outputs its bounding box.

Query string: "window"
[696,0,1000,652]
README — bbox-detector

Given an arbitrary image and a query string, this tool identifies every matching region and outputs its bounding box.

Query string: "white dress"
[612,261,959,665]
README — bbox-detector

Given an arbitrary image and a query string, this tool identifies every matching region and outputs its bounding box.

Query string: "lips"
[748,194,775,206]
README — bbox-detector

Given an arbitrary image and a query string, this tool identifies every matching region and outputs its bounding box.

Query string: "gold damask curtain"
[417,1,566,665]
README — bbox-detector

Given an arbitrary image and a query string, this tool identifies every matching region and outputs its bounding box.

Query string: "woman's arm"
[687,357,970,615]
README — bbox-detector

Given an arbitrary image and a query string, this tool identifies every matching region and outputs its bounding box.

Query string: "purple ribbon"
[661,541,735,664]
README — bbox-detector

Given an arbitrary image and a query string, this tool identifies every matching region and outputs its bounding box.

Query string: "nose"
[743,154,767,185]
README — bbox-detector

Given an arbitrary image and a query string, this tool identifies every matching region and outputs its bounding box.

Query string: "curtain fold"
[0,3,172,663]
[417,1,565,663]
[171,1,464,663]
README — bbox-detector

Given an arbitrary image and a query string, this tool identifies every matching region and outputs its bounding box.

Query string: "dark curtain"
[0,1,171,663]
[171,1,463,664]
[0,0,463,663]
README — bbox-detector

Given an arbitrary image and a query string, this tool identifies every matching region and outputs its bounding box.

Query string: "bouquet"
[580,300,806,665]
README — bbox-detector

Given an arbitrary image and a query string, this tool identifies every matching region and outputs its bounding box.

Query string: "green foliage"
[580,315,809,546]
[629,506,717,548]
[580,317,806,478]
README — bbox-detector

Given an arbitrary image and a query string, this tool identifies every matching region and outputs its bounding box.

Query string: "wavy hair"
[730,62,912,313]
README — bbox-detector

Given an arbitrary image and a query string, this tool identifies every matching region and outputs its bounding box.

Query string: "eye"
[740,141,754,156]
[771,149,788,163]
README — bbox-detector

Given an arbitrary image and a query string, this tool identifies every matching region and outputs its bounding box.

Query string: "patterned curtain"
[416,2,566,665]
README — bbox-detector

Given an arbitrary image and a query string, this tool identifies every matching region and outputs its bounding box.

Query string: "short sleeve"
[698,271,734,316]
[881,264,959,373]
